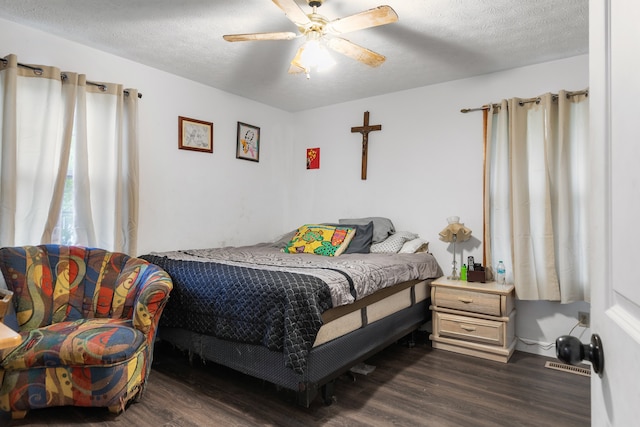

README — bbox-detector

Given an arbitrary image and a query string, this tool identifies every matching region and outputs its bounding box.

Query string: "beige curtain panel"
[0,54,140,254]
[484,90,589,303]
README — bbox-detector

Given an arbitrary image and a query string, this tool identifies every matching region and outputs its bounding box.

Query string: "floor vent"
[544,361,591,377]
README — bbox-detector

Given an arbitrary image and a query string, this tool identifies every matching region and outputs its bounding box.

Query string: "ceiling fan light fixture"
[292,31,336,79]
[300,40,335,71]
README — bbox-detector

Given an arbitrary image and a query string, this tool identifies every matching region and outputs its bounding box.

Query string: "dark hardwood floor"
[4,333,590,426]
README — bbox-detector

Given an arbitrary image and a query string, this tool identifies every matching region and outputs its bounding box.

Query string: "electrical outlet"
[578,311,590,328]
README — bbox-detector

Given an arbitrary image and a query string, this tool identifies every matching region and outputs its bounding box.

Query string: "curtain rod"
[460,89,588,113]
[1,58,142,99]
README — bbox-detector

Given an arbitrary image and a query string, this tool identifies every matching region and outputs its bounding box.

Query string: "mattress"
[146,242,440,307]
[314,279,429,346]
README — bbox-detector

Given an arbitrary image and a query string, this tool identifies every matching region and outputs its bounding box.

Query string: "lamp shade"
[439,221,472,243]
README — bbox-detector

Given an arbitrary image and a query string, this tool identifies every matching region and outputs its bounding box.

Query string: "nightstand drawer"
[434,312,505,346]
[434,287,502,316]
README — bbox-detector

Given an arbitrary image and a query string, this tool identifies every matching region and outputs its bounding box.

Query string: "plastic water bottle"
[496,261,506,285]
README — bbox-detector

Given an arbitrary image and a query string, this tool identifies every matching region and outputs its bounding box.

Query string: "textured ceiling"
[0,0,588,112]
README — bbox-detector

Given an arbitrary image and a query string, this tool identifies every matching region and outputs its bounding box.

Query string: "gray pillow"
[324,222,374,254]
[339,217,395,244]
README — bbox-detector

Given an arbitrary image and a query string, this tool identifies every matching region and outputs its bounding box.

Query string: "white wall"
[289,55,591,356]
[2,17,590,357]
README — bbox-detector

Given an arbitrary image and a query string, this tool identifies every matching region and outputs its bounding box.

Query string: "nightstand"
[429,276,516,362]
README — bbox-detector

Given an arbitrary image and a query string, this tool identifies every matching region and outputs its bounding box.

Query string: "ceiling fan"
[223,0,398,78]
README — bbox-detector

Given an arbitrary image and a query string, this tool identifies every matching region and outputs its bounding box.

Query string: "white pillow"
[399,238,429,254]
[370,231,418,253]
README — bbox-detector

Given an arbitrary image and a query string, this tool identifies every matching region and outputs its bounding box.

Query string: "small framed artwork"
[178,116,213,153]
[307,147,320,169]
[236,122,260,162]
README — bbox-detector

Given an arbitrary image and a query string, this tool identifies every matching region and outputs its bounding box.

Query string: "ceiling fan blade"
[288,45,307,73]
[327,37,386,67]
[272,0,311,26]
[288,63,306,74]
[328,5,398,34]
[223,32,298,42]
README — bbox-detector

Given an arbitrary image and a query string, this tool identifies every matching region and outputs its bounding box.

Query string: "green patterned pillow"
[283,224,355,256]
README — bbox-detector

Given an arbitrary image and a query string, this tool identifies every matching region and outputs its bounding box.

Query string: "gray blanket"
[150,241,442,307]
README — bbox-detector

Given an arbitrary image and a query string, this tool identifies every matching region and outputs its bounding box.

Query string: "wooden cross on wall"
[351,111,382,180]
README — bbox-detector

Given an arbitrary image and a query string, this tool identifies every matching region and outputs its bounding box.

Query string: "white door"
[589,0,640,425]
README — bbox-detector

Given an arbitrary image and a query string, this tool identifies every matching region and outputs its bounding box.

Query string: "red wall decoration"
[307,147,320,169]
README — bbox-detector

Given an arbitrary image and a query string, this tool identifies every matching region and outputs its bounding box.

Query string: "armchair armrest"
[132,267,173,334]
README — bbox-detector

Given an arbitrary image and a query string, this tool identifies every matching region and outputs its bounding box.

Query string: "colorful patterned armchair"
[0,245,173,419]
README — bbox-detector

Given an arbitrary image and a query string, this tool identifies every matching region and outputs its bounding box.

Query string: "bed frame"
[158,279,432,407]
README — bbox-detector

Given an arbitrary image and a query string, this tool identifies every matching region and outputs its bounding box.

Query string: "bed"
[140,219,442,406]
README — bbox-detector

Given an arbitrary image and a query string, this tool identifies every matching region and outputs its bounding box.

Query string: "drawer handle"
[458,297,474,304]
[460,325,477,332]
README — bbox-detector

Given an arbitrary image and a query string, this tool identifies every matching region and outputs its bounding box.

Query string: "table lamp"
[439,216,472,280]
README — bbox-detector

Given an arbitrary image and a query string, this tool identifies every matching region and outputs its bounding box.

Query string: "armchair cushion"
[1,319,144,370]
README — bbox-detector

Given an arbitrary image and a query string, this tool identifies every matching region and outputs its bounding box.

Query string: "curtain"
[0,54,139,254]
[484,91,590,303]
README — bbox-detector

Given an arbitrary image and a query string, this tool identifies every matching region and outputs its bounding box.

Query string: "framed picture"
[178,116,213,153]
[307,147,320,169]
[236,122,260,162]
